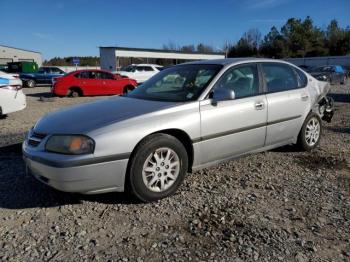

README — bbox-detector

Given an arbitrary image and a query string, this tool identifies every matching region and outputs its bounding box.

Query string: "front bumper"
[320,96,334,123]
[23,143,129,194]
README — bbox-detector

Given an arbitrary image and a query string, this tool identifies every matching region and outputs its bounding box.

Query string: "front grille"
[28,132,47,147]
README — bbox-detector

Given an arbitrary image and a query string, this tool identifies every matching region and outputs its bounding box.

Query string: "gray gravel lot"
[0,85,349,261]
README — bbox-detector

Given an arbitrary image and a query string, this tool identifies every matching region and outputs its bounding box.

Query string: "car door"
[98,72,118,95]
[35,68,47,84]
[261,63,309,146]
[135,66,147,83]
[199,63,267,164]
[143,66,156,81]
[79,71,98,95]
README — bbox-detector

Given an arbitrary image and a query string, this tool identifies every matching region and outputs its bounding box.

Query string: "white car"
[0,71,26,116]
[116,64,163,83]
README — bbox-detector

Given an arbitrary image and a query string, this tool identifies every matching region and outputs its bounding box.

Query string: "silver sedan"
[23,58,334,202]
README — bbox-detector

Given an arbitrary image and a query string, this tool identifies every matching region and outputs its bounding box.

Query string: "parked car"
[23,58,334,202]
[20,66,66,88]
[0,71,26,116]
[116,64,163,83]
[51,69,138,97]
[309,65,346,84]
[0,69,20,79]
[7,61,39,74]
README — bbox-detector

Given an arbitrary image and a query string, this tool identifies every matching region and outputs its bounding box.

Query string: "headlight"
[45,135,95,155]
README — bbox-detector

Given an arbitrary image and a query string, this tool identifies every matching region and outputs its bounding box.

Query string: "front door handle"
[254,102,265,110]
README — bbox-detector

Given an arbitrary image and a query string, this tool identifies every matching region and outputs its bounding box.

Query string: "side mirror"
[212,88,235,102]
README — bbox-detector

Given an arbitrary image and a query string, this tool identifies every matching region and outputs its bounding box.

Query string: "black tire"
[123,85,135,94]
[128,133,188,202]
[340,76,346,85]
[26,79,36,88]
[297,113,322,151]
[69,88,81,98]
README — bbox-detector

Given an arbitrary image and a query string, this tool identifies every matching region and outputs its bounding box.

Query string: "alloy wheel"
[305,117,320,146]
[142,147,180,192]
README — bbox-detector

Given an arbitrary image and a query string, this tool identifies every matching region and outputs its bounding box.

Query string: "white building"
[100,46,225,71]
[0,44,43,67]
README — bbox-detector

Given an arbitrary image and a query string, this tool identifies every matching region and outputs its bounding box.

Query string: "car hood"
[34,96,178,134]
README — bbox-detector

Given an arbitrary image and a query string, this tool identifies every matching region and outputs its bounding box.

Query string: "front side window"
[126,64,222,102]
[51,67,63,74]
[213,64,259,99]
[121,65,136,72]
[262,63,298,92]
[74,71,90,79]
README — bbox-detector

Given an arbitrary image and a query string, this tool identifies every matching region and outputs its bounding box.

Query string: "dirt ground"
[0,84,349,261]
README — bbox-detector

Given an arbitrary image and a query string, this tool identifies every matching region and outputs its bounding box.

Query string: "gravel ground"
[0,84,349,261]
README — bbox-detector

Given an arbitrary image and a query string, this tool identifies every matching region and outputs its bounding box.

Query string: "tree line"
[164,17,350,58]
[44,56,100,66]
[44,17,350,66]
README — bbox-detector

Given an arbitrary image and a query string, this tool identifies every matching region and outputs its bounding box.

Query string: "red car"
[52,70,137,97]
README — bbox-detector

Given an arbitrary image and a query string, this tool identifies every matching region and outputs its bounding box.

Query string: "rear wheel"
[26,79,36,88]
[123,85,135,94]
[68,88,82,97]
[128,134,188,202]
[297,113,322,151]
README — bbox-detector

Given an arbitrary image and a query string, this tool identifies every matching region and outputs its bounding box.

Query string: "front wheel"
[297,113,322,151]
[128,134,188,202]
[26,79,36,88]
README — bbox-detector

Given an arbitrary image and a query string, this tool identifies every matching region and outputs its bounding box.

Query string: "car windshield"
[126,64,223,102]
[121,65,137,72]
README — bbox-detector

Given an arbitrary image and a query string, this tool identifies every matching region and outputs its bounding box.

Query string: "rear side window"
[214,64,260,99]
[262,63,298,92]
[294,68,308,88]
[98,72,114,80]
[143,66,154,72]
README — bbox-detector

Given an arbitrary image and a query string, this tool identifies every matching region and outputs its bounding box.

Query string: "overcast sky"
[1,0,349,59]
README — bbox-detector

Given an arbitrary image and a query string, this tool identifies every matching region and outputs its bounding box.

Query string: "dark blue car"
[309,65,346,85]
[20,66,65,88]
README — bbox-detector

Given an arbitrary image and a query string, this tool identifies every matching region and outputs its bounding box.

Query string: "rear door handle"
[301,94,309,101]
[254,102,265,110]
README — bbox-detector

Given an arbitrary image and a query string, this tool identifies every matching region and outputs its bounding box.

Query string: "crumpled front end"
[308,77,334,123]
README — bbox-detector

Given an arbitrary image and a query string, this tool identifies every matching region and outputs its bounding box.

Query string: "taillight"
[1,85,22,91]
[52,77,62,84]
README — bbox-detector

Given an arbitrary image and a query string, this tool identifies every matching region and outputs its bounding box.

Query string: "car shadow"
[25,92,54,98]
[328,93,350,103]
[270,144,302,153]
[327,127,350,134]
[0,143,138,210]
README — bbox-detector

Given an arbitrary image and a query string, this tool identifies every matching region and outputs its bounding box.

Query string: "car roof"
[68,69,112,74]
[181,58,291,66]
[135,64,162,67]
